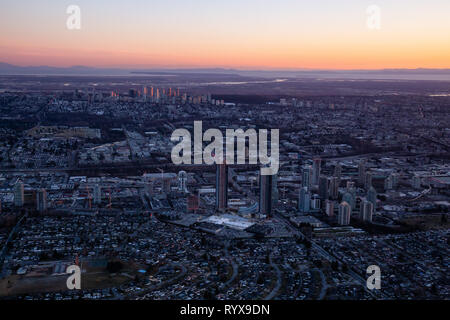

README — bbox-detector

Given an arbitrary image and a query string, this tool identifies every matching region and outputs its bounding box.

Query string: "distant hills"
[0,62,449,80]
[0,62,127,75]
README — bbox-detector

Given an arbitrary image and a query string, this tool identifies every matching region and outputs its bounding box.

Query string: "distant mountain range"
[0,62,128,75]
[0,62,449,80]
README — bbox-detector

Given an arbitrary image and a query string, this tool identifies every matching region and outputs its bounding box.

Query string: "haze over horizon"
[1,0,450,70]
[1,61,450,72]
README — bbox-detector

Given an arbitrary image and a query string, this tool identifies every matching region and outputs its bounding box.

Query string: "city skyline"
[0,0,449,307]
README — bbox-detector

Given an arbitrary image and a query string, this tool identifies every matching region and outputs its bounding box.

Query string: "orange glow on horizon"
[1,43,449,70]
[1,1,449,70]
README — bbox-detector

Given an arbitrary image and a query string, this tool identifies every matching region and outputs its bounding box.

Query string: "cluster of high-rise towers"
[214,158,379,225]
[299,158,377,226]
[215,162,277,217]
[13,180,47,213]
[110,87,225,106]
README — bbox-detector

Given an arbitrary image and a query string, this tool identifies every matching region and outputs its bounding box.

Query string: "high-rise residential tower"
[14,180,24,207]
[259,173,273,217]
[338,201,351,226]
[358,160,366,185]
[312,158,321,186]
[302,165,312,190]
[36,189,47,212]
[216,163,228,212]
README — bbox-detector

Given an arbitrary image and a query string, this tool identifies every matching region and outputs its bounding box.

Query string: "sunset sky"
[1,0,449,69]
